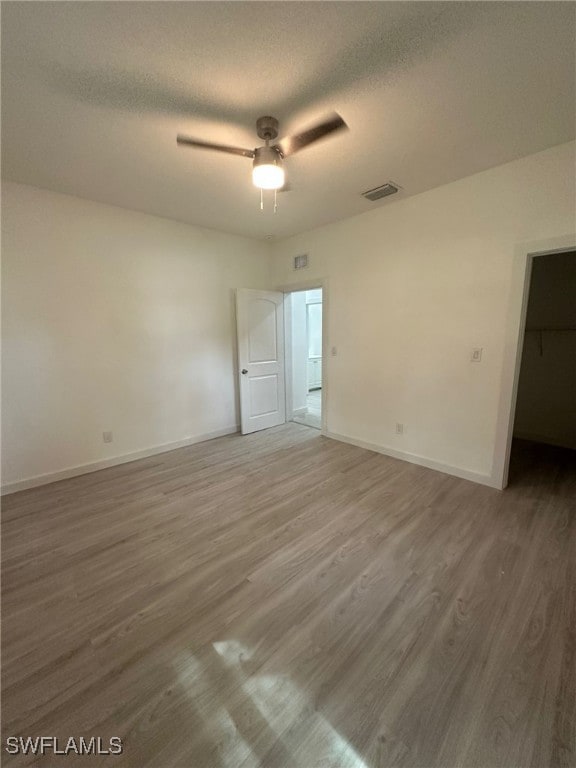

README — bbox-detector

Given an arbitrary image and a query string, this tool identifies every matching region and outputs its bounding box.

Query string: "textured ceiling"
[2,2,575,240]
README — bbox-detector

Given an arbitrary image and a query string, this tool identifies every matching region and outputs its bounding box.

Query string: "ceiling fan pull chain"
[274,189,278,214]
[260,188,264,211]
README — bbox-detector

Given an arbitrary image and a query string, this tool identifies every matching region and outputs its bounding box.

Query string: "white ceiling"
[2,2,574,240]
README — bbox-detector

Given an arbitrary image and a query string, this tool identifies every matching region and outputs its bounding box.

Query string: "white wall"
[272,141,576,486]
[514,251,576,448]
[1,182,271,490]
[3,143,574,493]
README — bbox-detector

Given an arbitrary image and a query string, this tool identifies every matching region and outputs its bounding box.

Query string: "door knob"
[241,369,248,375]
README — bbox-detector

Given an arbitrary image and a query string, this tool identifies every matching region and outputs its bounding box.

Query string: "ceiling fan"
[176,112,348,200]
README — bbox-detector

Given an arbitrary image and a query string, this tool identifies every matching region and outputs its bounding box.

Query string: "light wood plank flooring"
[2,425,575,767]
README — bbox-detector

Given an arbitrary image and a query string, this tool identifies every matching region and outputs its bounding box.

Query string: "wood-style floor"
[2,425,575,768]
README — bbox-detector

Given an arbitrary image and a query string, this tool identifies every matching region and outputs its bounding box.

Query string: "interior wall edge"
[324,430,500,490]
[272,142,575,488]
[0,424,240,497]
[1,181,272,485]
[0,179,273,249]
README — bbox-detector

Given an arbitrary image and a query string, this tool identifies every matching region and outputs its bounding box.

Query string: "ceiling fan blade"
[177,135,254,159]
[274,112,348,157]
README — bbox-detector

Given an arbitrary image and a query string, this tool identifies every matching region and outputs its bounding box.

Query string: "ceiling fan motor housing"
[256,116,279,142]
[253,146,282,168]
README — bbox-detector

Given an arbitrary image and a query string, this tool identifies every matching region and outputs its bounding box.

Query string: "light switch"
[331,346,338,356]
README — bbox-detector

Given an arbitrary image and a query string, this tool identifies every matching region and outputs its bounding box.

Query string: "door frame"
[277,278,328,434]
[492,235,575,489]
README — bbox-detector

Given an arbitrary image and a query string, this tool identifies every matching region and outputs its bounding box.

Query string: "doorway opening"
[286,288,323,430]
[508,249,575,484]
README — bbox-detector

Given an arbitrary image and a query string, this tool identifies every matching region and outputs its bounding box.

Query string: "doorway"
[508,249,575,482]
[286,288,323,430]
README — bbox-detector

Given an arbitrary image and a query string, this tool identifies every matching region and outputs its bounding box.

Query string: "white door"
[236,289,286,435]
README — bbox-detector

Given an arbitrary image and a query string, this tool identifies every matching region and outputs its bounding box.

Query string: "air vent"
[293,254,308,270]
[362,182,400,202]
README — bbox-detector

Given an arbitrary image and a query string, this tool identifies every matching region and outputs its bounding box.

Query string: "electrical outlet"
[396,423,404,435]
[103,431,113,444]
[471,348,483,362]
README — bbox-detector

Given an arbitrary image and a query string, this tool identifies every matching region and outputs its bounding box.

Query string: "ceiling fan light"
[252,146,284,190]
[252,164,285,190]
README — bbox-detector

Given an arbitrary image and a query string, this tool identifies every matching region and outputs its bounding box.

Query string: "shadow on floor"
[507,438,576,489]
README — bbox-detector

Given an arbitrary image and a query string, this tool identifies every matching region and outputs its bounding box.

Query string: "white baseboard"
[324,430,500,489]
[292,407,308,417]
[1,425,240,496]
[2,425,501,496]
